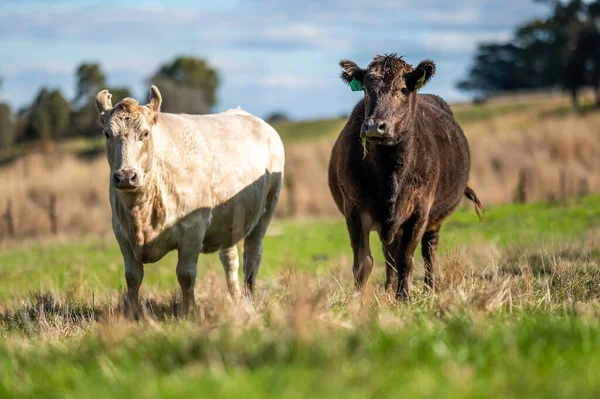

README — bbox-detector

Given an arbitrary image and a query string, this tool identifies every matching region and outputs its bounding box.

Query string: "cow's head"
[340,54,435,145]
[96,86,161,191]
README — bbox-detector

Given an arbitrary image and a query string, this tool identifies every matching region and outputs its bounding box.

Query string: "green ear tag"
[350,78,363,92]
[414,70,427,90]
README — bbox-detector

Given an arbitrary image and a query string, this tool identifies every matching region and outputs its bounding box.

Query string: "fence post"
[4,199,15,238]
[285,174,298,218]
[516,169,528,204]
[578,177,589,199]
[49,194,58,235]
[559,167,567,202]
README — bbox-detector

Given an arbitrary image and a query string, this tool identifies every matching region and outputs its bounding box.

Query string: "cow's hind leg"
[219,246,241,300]
[421,227,440,291]
[243,182,282,298]
[382,237,400,292]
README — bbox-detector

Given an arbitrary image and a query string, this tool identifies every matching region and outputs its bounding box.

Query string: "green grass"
[1,313,600,398]
[1,196,600,398]
[1,196,599,300]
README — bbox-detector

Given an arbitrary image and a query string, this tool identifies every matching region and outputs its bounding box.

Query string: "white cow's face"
[96,86,162,191]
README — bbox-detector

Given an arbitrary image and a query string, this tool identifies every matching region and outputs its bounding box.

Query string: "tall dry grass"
[0,95,599,238]
[1,237,599,339]
[280,99,600,216]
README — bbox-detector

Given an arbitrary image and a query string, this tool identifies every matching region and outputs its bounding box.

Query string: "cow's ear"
[340,59,366,91]
[95,89,112,126]
[405,59,435,92]
[146,85,162,124]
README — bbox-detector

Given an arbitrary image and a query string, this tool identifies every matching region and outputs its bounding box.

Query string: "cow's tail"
[464,185,485,221]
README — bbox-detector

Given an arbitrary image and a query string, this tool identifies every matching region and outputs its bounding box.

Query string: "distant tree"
[150,56,220,114]
[459,0,600,109]
[75,63,106,108]
[46,90,70,138]
[266,111,290,124]
[25,88,70,141]
[71,62,134,137]
[456,43,537,97]
[0,103,15,149]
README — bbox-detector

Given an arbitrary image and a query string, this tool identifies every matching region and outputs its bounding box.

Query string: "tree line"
[0,56,219,150]
[459,0,600,109]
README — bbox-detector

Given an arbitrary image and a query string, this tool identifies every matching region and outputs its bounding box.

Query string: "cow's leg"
[382,237,400,292]
[243,181,282,298]
[219,246,241,300]
[177,245,201,315]
[421,227,440,291]
[396,212,428,301]
[345,206,374,290]
[116,236,144,317]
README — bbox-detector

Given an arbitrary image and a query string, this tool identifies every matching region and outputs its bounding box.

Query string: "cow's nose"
[113,169,140,188]
[361,120,387,138]
[360,120,375,138]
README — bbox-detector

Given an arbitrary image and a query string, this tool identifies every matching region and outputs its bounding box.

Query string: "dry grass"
[1,239,598,340]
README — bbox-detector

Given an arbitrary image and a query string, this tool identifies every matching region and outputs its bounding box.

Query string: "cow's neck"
[116,171,167,246]
[371,133,416,179]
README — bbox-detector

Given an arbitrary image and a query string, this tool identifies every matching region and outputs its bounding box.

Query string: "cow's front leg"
[381,173,401,245]
[177,243,201,315]
[396,211,428,301]
[344,205,374,290]
[116,236,144,317]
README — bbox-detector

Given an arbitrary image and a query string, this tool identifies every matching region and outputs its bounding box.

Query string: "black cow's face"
[340,54,435,145]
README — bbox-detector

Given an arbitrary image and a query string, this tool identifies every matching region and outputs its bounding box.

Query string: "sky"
[0,0,549,120]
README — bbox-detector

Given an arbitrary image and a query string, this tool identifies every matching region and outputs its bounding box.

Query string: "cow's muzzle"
[113,168,142,190]
[360,119,387,139]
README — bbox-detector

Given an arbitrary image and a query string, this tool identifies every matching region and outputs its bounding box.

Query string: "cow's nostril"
[130,172,137,182]
[113,172,122,183]
[378,122,387,132]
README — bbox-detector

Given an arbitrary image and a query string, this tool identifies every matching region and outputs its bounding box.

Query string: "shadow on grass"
[0,291,189,334]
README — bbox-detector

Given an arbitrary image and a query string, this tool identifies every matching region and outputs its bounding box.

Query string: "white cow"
[95,86,285,313]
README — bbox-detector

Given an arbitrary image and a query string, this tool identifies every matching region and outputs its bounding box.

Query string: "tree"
[25,88,70,141]
[266,111,290,124]
[0,103,15,149]
[150,56,220,114]
[75,63,106,109]
[459,0,600,108]
[457,43,537,96]
[71,62,134,137]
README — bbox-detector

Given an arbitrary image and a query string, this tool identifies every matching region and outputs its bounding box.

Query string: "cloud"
[250,23,350,51]
[256,74,329,89]
[0,0,549,118]
[419,31,512,53]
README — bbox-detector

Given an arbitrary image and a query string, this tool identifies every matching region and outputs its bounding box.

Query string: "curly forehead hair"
[367,53,413,78]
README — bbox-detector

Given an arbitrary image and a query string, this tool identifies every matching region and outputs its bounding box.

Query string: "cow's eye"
[401,88,409,95]
[141,130,150,140]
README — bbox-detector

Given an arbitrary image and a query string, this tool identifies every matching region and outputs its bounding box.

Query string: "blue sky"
[0,0,548,120]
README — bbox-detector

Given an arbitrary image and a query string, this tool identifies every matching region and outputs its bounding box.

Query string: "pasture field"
[1,196,600,398]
